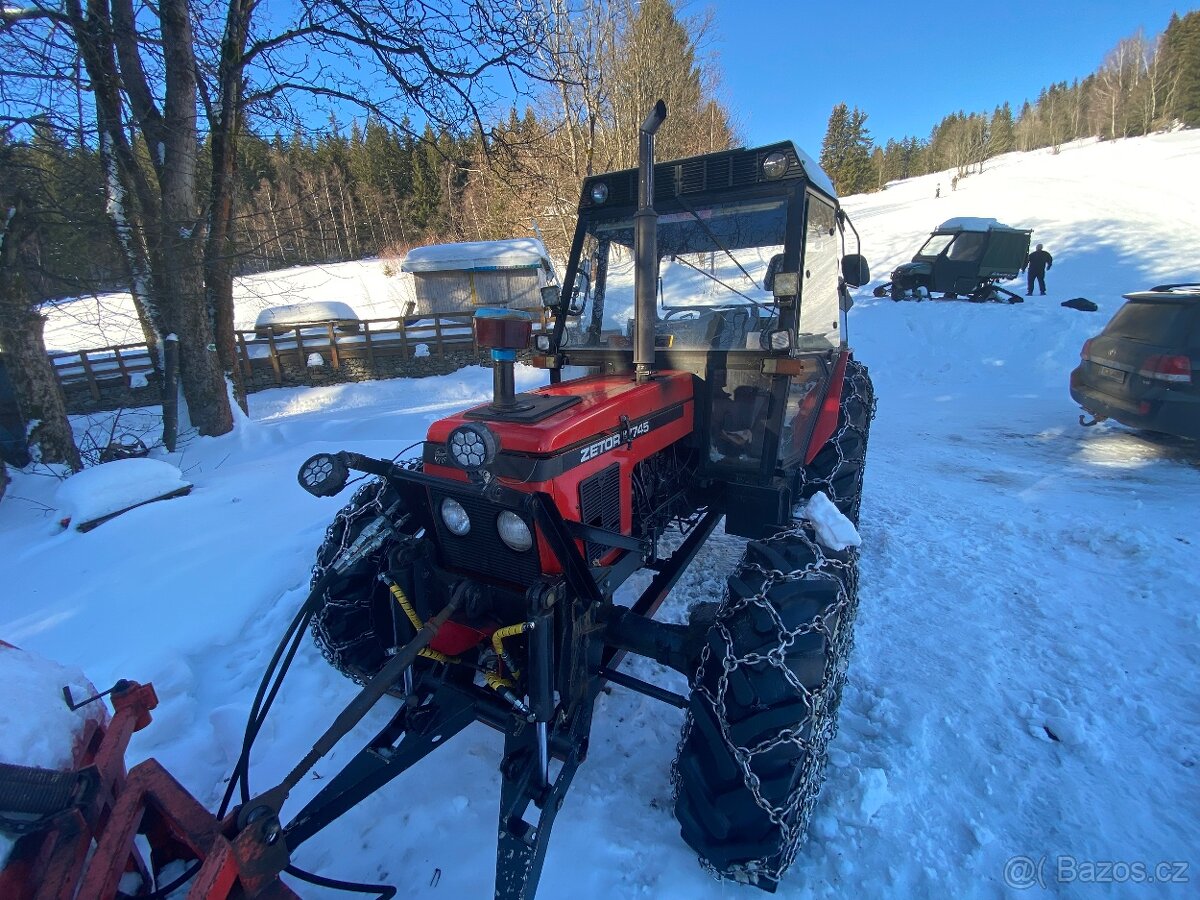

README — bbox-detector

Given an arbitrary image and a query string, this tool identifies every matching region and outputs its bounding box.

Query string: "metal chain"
[309,459,422,681]
[672,366,875,887]
[794,361,876,520]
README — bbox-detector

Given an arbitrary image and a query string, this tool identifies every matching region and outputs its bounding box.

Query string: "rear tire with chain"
[310,475,417,684]
[795,358,874,525]
[672,529,859,890]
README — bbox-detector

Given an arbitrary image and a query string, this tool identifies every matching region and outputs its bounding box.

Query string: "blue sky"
[707,0,1195,154]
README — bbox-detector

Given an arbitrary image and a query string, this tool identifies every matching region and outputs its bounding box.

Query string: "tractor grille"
[430,488,541,586]
[578,463,621,565]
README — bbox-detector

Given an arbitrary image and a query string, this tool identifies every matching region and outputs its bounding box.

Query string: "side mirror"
[568,271,590,316]
[540,284,560,310]
[842,254,870,288]
[763,253,785,292]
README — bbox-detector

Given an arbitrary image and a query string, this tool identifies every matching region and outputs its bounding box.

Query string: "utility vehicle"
[249,102,875,898]
[874,217,1030,303]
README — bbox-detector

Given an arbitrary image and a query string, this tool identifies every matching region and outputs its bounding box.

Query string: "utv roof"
[578,141,838,214]
[935,217,1030,234]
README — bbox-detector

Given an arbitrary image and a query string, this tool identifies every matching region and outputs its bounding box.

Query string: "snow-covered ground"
[3,131,1199,897]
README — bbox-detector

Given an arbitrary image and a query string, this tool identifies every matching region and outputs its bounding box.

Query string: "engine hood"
[426,371,694,457]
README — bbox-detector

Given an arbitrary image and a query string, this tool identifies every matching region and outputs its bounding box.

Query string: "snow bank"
[55,458,191,529]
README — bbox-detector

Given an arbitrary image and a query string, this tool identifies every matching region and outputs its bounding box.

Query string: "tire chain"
[794,359,876,523]
[309,459,422,683]
[672,365,875,887]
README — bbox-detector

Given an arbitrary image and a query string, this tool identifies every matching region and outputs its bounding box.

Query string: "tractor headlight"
[448,423,498,471]
[590,182,609,204]
[496,511,533,552]
[441,497,471,536]
[762,151,789,179]
[535,334,552,352]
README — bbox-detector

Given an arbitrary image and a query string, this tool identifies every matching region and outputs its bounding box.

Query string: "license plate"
[1097,365,1125,384]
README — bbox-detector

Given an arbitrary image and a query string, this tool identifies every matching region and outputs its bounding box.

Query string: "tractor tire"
[309,475,418,684]
[795,358,875,526]
[672,528,860,890]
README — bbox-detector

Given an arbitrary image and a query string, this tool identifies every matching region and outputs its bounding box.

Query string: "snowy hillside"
[3,132,1200,897]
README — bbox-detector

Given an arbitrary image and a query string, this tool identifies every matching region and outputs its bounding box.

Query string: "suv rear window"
[1103,301,1193,345]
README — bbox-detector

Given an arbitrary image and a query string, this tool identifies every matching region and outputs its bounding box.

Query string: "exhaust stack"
[634,100,667,383]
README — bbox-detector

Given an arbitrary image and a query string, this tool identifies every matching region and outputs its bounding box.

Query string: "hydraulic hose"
[264,583,466,807]
[491,622,528,678]
[383,575,459,665]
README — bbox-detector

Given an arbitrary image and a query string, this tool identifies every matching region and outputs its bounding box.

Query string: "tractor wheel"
[672,528,860,890]
[795,358,875,526]
[309,474,418,684]
[889,283,904,301]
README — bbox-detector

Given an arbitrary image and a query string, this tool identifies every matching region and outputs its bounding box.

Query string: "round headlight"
[497,511,533,552]
[535,334,552,352]
[441,497,471,536]
[448,423,498,471]
[762,151,789,180]
[590,182,609,204]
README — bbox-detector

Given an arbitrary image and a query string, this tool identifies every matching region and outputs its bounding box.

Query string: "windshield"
[564,197,786,350]
[916,233,955,258]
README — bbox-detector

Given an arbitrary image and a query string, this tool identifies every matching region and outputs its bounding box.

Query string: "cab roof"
[578,141,838,214]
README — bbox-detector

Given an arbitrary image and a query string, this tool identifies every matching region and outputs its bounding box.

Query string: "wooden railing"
[51,313,549,400]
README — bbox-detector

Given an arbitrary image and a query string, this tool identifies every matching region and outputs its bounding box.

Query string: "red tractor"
[262,102,875,897]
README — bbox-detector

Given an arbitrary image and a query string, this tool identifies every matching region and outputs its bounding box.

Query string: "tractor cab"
[530,127,868,533]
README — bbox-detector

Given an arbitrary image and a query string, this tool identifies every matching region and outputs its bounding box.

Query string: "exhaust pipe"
[634,100,667,383]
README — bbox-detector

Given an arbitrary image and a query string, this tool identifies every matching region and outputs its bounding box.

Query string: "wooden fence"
[50,314,549,413]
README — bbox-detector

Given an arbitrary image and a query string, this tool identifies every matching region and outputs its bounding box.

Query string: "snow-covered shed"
[401,239,554,315]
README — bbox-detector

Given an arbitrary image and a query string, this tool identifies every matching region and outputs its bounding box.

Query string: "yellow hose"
[385,576,459,664]
[484,670,514,691]
[491,622,528,678]
[385,577,423,631]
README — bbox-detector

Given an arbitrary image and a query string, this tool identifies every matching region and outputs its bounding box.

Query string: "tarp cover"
[402,239,550,274]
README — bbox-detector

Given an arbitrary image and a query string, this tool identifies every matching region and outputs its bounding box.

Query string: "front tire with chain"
[310,475,416,684]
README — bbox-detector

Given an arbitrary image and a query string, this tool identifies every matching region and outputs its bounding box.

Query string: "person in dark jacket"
[1021,243,1053,295]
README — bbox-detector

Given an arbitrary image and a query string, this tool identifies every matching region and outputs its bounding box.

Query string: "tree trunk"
[0,201,81,470]
[205,0,253,414]
[0,306,81,471]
